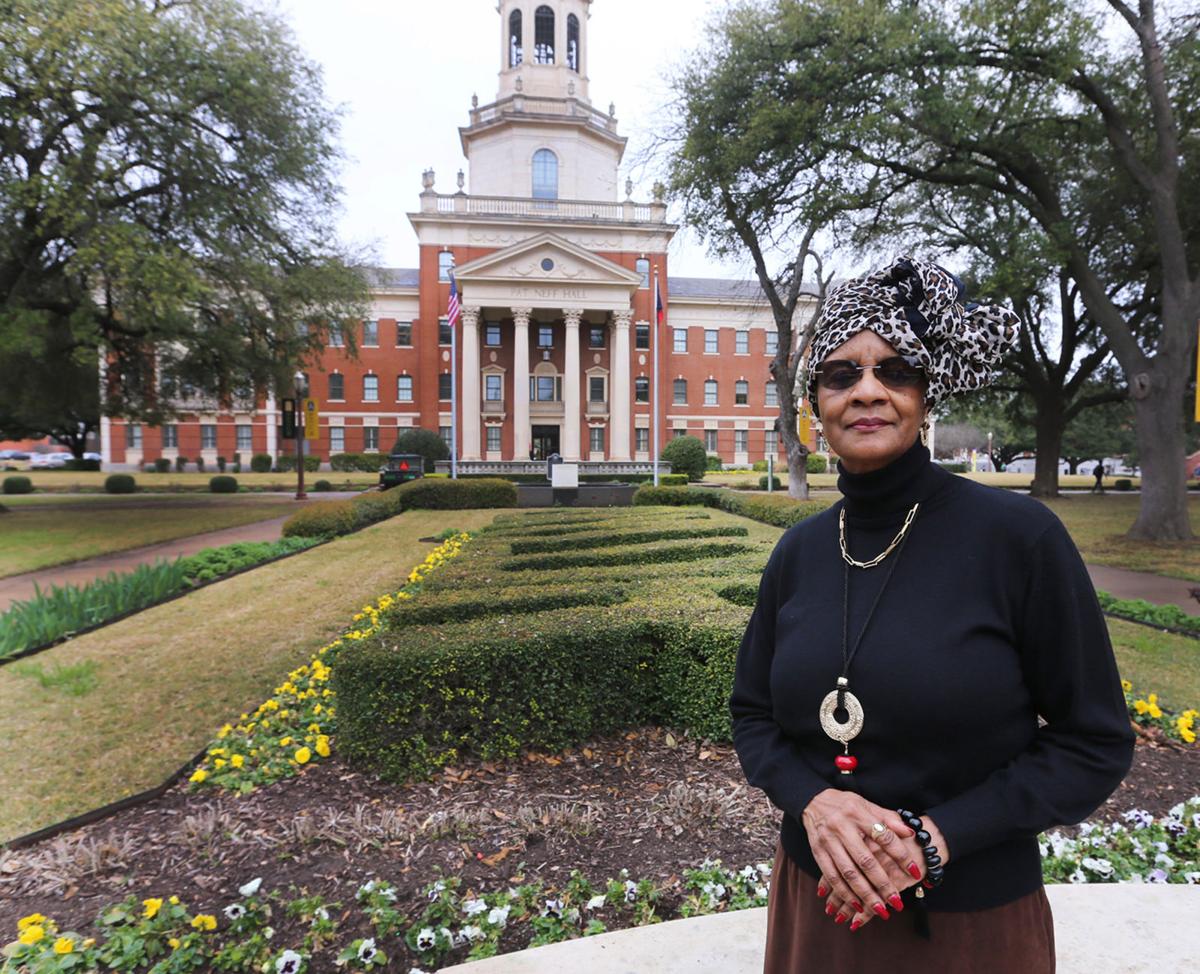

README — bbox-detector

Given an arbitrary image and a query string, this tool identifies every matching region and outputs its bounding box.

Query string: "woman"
[729,257,1134,973]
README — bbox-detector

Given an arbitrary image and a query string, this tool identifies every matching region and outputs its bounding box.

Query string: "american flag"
[447,269,460,329]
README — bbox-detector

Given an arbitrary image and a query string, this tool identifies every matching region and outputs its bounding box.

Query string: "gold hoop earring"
[919,416,930,448]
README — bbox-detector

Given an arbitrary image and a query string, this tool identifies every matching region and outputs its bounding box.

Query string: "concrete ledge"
[440,885,1200,973]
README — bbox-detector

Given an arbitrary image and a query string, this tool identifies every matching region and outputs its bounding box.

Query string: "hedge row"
[1097,591,1200,635]
[332,505,783,782]
[329,452,387,472]
[501,540,754,573]
[508,525,749,555]
[633,484,831,528]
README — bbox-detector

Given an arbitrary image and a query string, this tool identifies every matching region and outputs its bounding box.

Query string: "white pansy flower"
[276,950,303,974]
[239,877,263,897]
[1155,853,1175,868]
[1193,813,1200,830]
[1153,841,1169,853]
[487,905,511,927]
[739,866,757,880]
[358,880,377,896]
[1183,872,1200,885]
[623,880,638,903]
[1078,822,1095,836]
[224,904,246,921]
[314,907,329,922]
[1068,869,1088,884]
[264,927,274,940]
[1123,809,1153,830]
[1169,802,1185,818]
[463,898,487,916]
[755,885,768,898]
[1081,857,1114,879]
[461,925,485,943]
[427,880,446,901]
[416,928,436,951]
[542,898,563,919]
[357,938,377,962]
[756,862,772,877]
[451,929,469,948]
[586,894,607,911]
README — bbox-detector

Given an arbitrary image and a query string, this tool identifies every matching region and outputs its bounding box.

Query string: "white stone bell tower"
[459,0,625,201]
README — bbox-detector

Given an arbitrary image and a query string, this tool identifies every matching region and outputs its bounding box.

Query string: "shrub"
[349,489,405,528]
[633,483,830,529]
[1114,478,1133,491]
[63,458,101,471]
[154,457,170,473]
[217,455,227,472]
[758,475,782,490]
[281,500,358,538]
[706,454,725,471]
[209,475,238,493]
[104,473,137,494]
[939,461,967,473]
[195,457,205,472]
[806,453,828,474]
[250,453,273,473]
[660,434,708,481]
[314,479,333,492]
[276,454,321,472]
[232,452,241,474]
[660,473,689,487]
[330,452,385,472]
[392,427,450,473]
[2,475,33,495]
[752,460,768,472]
[175,456,187,472]
[394,477,517,510]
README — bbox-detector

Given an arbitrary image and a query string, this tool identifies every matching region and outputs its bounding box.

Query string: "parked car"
[29,452,72,469]
[0,449,31,461]
[83,452,102,462]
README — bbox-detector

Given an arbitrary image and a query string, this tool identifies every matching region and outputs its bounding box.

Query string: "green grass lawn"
[1107,618,1199,713]
[0,495,299,577]
[3,469,379,492]
[0,508,501,843]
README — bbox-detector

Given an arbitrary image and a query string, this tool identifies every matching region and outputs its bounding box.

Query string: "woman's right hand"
[801,789,925,927]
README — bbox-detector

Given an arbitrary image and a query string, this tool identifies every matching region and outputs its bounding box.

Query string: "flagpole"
[451,319,458,480]
[652,266,660,487]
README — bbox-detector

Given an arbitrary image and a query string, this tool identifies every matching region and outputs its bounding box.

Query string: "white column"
[265,393,278,458]
[461,306,482,460]
[512,307,531,460]
[563,308,583,461]
[610,310,632,460]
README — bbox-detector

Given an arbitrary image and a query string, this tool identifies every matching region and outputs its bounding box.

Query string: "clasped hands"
[801,789,950,932]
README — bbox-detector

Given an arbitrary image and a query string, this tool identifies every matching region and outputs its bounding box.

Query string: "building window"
[396,322,412,346]
[765,429,779,455]
[672,378,687,405]
[439,425,453,452]
[765,330,778,355]
[704,429,718,453]
[636,258,650,288]
[673,328,687,353]
[363,427,380,452]
[531,375,560,401]
[162,424,177,449]
[201,424,217,450]
[735,380,749,405]
[634,376,649,403]
[438,373,452,400]
[328,324,344,348]
[735,429,748,453]
[508,8,522,66]
[532,148,558,200]
[765,381,778,407]
[125,423,142,449]
[635,322,650,348]
[363,375,379,402]
[705,380,718,406]
[330,427,345,453]
[329,373,344,400]
[589,375,605,402]
[397,375,413,402]
[485,373,503,401]
[363,320,378,346]
[635,427,649,453]
[588,326,605,348]
[439,319,452,345]
[736,330,749,354]
[589,426,604,453]
[487,426,502,452]
[537,325,553,348]
[438,251,454,283]
[705,329,718,354]
[567,13,580,71]
[236,425,252,452]
[534,4,555,63]
[485,323,501,346]
[673,428,687,439]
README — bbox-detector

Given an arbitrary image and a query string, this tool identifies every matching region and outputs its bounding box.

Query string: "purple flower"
[1148,869,1169,884]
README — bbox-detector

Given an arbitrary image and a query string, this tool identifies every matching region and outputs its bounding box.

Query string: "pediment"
[454,232,642,290]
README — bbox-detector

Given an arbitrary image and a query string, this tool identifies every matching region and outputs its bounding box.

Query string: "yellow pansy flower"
[53,937,74,954]
[17,914,47,931]
[231,754,244,768]
[315,736,331,758]
[1120,679,1132,691]
[213,758,226,769]
[169,896,179,905]
[278,737,293,747]
[168,937,181,949]
[190,914,217,931]
[143,898,164,919]
[295,746,312,764]
[18,926,45,945]
[189,769,208,784]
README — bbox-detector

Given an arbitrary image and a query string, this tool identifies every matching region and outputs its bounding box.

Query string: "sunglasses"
[815,356,925,391]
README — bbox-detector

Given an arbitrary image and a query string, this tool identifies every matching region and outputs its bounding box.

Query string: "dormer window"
[567,14,579,72]
[532,149,558,200]
[509,9,523,66]
[534,5,555,63]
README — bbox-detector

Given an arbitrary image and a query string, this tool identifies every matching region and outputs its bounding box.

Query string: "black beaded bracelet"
[897,808,945,888]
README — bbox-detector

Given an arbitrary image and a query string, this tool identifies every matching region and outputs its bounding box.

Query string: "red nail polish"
[873,903,890,920]
[907,863,922,880]
[888,893,904,912]
[835,913,848,925]
[825,902,836,916]
[850,919,863,932]
[922,879,934,889]
[850,900,863,913]
[817,884,828,898]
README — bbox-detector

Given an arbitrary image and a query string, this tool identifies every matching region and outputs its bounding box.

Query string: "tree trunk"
[1127,366,1193,540]
[1030,398,1064,498]
[784,425,810,500]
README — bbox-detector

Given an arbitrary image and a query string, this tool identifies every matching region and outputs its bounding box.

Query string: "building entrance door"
[530,425,560,461]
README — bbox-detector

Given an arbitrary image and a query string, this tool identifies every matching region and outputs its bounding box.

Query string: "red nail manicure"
[835,913,848,925]
[850,919,863,932]
[850,900,863,913]
[922,879,934,889]
[817,884,828,898]
[888,893,904,912]
[873,903,890,920]
[825,902,836,916]
[907,863,922,880]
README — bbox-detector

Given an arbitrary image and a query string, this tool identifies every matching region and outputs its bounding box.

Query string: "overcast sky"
[273,0,752,279]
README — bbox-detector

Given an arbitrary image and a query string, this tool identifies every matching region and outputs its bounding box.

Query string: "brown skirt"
[763,837,1055,974]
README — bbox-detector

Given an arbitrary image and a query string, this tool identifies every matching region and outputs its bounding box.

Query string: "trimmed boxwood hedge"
[634,483,830,528]
[282,499,359,538]
[2,475,33,495]
[209,475,238,493]
[394,477,517,510]
[501,540,754,572]
[509,525,749,555]
[104,473,137,494]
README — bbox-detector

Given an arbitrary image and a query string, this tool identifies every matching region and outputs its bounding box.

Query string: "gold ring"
[870,822,888,838]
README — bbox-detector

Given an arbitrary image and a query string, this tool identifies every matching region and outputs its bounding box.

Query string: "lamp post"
[294,369,308,500]
[987,430,993,472]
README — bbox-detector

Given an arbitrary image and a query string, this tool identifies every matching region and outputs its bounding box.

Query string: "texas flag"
[655,277,664,324]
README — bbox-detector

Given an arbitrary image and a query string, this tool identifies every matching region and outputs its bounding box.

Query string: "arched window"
[509,9,522,67]
[532,149,558,200]
[534,5,555,64]
[567,14,579,72]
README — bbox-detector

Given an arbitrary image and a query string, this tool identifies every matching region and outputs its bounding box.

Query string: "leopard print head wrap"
[803,256,1019,415]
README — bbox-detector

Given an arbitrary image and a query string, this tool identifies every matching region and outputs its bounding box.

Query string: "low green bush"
[807,453,828,474]
[938,461,967,473]
[216,455,227,472]
[509,525,748,555]
[104,473,137,494]
[502,540,753,573]
[276,454,321,472]
[250,453,273,473]
[1114,478,1133,491]
[330,452,385,472]
[281,500,358,538]
[175,456,187,472]
[1097,591,1200,635]
[314,479,333,492]
[752,460,768,472]
[209,475,238,493]
[660,435,708,481]
[706,454,725,471]
[394,477,517,510]
[633,483,830,529]
[154,457,170,473]
[758,475,782,490]
[349,489,404,528]
[195,457,205,472]
[3,475,33,495]
[717,582,758,607]
[180,537,318,583]
[63,458,101,471]
[660,473,689,487]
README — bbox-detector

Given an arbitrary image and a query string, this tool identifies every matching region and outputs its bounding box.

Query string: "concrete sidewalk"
[441,885,1200,973]
[1087,563,1198,614]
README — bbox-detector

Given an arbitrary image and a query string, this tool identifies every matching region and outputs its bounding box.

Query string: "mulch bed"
[0,728,1194,971]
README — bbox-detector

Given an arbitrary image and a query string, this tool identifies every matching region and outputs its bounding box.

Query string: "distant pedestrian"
[1091,461,1105,494]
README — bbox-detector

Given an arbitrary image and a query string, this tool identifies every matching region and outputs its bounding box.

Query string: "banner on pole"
[303,398,320,440]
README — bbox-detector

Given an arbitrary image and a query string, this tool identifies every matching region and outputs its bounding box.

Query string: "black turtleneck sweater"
[729,440,1134,911]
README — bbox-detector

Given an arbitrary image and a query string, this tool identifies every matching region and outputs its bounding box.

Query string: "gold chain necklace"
[838,502,920,569]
